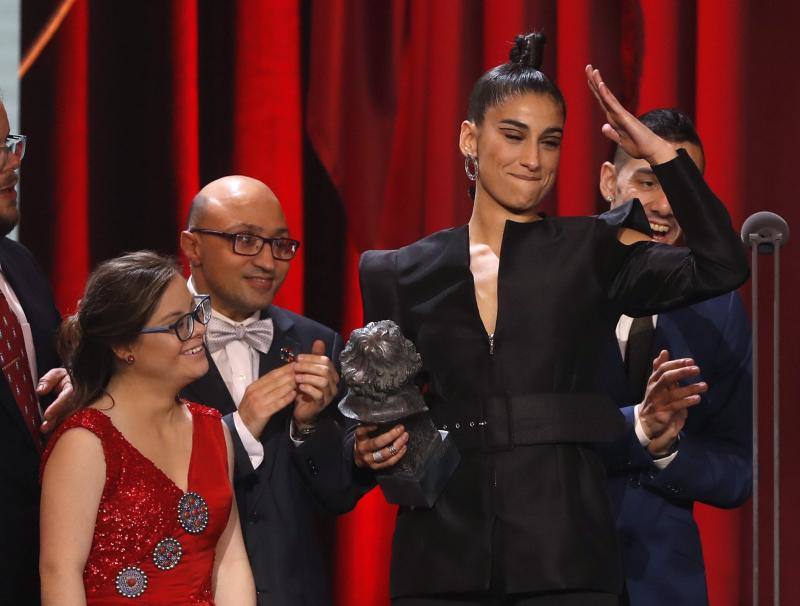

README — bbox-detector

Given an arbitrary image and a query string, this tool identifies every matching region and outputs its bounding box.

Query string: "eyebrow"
[224,223,290,237]
[154,309,186,325]
[633,167,656,177]
[498,120,563,137]
[225,222,264,233]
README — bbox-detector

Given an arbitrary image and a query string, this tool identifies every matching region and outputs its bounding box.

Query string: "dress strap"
[40,408,119,482]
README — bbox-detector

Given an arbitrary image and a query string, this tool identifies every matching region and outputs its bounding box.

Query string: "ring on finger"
[372,450,384,464]
[387,444,398,457]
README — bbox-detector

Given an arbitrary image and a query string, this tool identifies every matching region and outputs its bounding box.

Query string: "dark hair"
[467,32,566,124]
[613,108,703,165]
[56,251,179,424]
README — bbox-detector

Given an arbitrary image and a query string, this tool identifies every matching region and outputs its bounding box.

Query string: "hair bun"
[509,32,546,70]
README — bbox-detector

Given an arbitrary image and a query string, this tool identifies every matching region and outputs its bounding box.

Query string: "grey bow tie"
[205,316,274,354]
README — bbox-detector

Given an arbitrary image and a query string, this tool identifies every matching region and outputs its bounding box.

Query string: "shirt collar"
[187,274,261,326]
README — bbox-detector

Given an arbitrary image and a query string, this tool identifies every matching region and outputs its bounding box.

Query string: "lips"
[245,276,274,290]
[509,173,542,182]
[181,344,205,356]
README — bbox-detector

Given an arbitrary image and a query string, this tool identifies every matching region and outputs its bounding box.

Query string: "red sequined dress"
[41,401,232,605]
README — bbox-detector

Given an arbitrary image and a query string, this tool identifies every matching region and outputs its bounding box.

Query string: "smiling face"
[130,274,209,386]
[0,103,21,236]
[181,176,291,321]
[600,140,705,245]
[461,92,564,218]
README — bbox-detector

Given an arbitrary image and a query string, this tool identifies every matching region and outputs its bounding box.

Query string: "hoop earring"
[464,154,478,181]
[126,355,135,365]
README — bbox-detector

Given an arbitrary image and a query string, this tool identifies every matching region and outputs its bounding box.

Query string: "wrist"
[293,410,319,430]
[239,405,267,440]
[648,434,680,459]
[290,417,318,441]
[646,143,678,167]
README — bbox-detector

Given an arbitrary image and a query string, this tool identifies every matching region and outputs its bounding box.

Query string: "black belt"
[435,393,625,451]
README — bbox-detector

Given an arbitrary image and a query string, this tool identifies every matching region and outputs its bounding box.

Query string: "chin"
[503,197,540,215]
[191,357,209,379]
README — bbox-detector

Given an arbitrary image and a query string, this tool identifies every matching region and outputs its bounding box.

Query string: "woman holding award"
[355,33,748,605]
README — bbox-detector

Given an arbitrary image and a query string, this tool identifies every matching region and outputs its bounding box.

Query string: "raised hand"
[585,65,677,166]
[292,339,340,429]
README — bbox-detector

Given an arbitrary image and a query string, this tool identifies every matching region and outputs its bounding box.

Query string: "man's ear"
[599,161,618,206]
[459,120,478,158]
[180,230,201,267]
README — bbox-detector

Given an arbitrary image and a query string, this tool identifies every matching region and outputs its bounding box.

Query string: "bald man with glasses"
[179,176,359,606]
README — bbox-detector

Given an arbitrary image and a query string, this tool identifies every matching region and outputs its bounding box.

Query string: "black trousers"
[393,593,619,606]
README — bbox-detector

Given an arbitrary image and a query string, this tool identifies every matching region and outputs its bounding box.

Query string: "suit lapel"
[250,306,299,509]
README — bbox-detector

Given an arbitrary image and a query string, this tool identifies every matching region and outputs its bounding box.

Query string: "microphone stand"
[742,211,790,606]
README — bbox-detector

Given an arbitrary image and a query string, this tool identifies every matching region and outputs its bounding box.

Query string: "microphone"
[741,211,790,254]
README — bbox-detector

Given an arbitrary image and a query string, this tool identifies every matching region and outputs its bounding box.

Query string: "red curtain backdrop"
[51,0,88,313]
[18,2,800,604]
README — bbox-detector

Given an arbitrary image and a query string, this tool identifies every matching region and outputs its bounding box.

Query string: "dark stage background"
[17,1,800,604]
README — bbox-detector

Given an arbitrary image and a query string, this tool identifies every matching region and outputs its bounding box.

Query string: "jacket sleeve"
[290,330,374,512]
[639,293,753,507]
[597,149,750,317]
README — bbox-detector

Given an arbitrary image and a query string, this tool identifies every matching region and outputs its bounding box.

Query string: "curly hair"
[340,320,422,400]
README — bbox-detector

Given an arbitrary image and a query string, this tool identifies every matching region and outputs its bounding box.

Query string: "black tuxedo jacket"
[181,305,358,606]
[0,238,61,606]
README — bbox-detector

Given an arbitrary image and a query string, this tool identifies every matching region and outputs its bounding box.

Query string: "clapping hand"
[639,350,707,456]
[292,340,340,429]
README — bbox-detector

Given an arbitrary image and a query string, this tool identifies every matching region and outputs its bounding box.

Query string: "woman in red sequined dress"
[40,252,256,605]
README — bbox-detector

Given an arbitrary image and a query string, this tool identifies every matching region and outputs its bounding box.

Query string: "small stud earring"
[126,355,135,365]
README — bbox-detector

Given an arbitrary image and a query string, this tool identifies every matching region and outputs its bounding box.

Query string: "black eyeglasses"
[140,295,212,342]
[1,134,25,167]
[189,228,300,260]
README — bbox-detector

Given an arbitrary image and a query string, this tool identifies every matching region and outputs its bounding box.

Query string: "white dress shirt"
[615,314,677,469]
[188,277,268,468]
[0,264,43,416]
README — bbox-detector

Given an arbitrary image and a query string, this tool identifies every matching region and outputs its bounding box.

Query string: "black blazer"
[0,238,61,606]
[181,305,358,606]
[358,150,749,599]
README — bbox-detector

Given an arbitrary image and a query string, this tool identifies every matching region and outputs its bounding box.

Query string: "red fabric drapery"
[51,0,88,313]
[233,0,304,312]
[19,1,800,604]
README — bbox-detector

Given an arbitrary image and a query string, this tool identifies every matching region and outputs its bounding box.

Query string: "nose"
[194,319,207,339]
[519,141,540,171]
[643,192,673,218]
[2,148,22,172]
[251,242,276,270]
